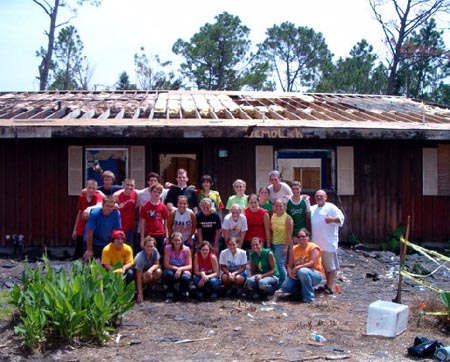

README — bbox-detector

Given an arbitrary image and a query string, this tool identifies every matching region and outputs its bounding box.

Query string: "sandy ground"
[0,247,449,362]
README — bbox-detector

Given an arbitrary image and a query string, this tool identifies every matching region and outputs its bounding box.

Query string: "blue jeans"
[162,269,191,293]
[193,276,220,293]
[272,244,287,286]
[281,268,323,302]
[246,275,279,295]
[125,229,137,254]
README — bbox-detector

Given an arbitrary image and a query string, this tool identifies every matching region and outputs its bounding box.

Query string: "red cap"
[111,229,125,240]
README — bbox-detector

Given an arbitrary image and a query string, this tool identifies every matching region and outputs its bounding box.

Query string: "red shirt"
[244,207,268,242]
[75,191,103,235]
[197,251,213,273]
[117,191,137,231]
[139,201,169,237]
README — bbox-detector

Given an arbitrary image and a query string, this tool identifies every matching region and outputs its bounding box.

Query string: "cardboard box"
[366,300,409,337]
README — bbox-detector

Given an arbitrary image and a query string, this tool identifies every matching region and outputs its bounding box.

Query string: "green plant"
[10,257,135,349]
[0,290,14,319]
[381,225,406,253]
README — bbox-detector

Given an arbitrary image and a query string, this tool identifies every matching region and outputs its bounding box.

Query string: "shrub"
[10,257,135,349]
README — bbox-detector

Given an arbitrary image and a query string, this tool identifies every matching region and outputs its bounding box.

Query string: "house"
[0,90,449,248]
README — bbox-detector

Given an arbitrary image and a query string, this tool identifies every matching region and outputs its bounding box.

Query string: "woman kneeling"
[193,240,220,299]
[246,237,279,300]
[281,229,324,303]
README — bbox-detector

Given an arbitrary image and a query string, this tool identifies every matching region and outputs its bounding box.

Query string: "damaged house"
[0,90,449,248]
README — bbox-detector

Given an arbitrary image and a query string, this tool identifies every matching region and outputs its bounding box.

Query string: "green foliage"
[0,290,14,319]
[10,257,135,349]
[440,291,450,311]
[381,225,406,253]
[396,19,450,101]
[116,71,137,90]
[315,39,388,94]
[48,26,89,90]
[257,21,333,92]
[134,47,182,90]
[172,12,268,90]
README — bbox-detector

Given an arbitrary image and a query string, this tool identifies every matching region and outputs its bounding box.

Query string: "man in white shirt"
[310,189,345,294]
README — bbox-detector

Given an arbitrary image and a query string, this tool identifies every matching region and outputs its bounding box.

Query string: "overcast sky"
[0,0,396,91]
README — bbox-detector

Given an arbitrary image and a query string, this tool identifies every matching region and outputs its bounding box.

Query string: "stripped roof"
[1,90,449,140]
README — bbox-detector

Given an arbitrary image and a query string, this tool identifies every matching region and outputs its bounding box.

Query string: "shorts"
[321,251,339,272]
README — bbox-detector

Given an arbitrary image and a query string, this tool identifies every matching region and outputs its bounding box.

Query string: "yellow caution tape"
[400,270,446,293]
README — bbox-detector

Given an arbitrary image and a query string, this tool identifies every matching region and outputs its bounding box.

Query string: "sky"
[0,0,396,91]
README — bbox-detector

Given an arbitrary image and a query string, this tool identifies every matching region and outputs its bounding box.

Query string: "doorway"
[159,153,198,186]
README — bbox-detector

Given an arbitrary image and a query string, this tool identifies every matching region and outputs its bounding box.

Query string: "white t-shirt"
[136,187,168,207]
[268,182,293,202]
[222,213,248,239]
[310,202,345,252]
[219,248,247,273]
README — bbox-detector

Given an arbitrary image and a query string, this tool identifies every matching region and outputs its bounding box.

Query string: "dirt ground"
[0,247,449,362]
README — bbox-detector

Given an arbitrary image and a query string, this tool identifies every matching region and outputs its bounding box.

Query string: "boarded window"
[438,144,450,196]
[255,146,274,192]
[423,145,450,196]
[276,150,334,191]
[68,146,83,196]
[423,148,438,196]
[337,146,354,195]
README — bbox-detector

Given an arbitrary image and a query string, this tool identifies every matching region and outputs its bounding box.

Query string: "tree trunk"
[38,0,60,90]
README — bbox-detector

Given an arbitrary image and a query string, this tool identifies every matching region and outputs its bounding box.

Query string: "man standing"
[98,170,123,196]
[164,168,198,213]
[101,229,134,284]
[136,172,168,207]
[310,189,345,294]
[72,179,103,259]
[114,179,138,252]
[84,196,122,261]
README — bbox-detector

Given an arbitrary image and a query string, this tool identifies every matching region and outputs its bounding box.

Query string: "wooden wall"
[0,138,448,248]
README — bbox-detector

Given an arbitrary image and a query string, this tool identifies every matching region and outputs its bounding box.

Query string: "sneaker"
[179,291,189,299]
[225,289,233,298]
[195,291,205,300]
[165,292,174,303]
[188,282,197,291]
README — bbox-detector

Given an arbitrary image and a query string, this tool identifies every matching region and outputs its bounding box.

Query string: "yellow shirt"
[292,242,324,275]
[101,243,134,267]
[271,212,290,245]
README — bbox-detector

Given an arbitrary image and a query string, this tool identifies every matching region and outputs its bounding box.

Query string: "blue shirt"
[85,208,121,248]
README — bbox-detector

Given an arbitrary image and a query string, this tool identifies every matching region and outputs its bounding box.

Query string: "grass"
[0,290,15,320]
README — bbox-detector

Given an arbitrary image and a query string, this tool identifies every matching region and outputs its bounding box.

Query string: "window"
[85,148,129,187]
[276,150,335,191]
[68,146,145,196]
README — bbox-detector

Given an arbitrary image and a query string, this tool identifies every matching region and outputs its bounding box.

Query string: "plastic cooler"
[366,300,409,337]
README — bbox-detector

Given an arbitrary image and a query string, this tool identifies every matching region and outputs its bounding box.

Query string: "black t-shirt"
[196,211,222,243]
[165,186,199,210]
[98,184,123,196]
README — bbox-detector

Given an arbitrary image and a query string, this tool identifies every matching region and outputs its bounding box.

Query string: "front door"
[158,153,198,186]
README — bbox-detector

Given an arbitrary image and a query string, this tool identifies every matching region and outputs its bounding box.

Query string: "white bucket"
[366,300,409,337]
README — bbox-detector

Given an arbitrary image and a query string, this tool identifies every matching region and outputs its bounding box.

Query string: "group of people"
[72,168,345,303]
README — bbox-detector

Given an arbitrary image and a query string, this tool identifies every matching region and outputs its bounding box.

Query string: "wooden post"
[393,215,411,304]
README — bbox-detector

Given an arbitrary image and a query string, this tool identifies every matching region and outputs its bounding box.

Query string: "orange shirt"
[292,241,324,275]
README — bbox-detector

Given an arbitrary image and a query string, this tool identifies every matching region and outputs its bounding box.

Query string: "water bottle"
[310,332,326,343]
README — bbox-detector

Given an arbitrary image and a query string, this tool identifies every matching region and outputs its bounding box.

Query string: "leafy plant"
[10,257,135,349]
[381,225,406,253]
[0,290,15,319]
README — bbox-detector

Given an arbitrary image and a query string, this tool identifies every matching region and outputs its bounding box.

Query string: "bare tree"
[369,0,450,95]
[33,0,100,90]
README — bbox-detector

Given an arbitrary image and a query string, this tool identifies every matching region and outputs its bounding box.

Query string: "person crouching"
[101,229,134,284]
